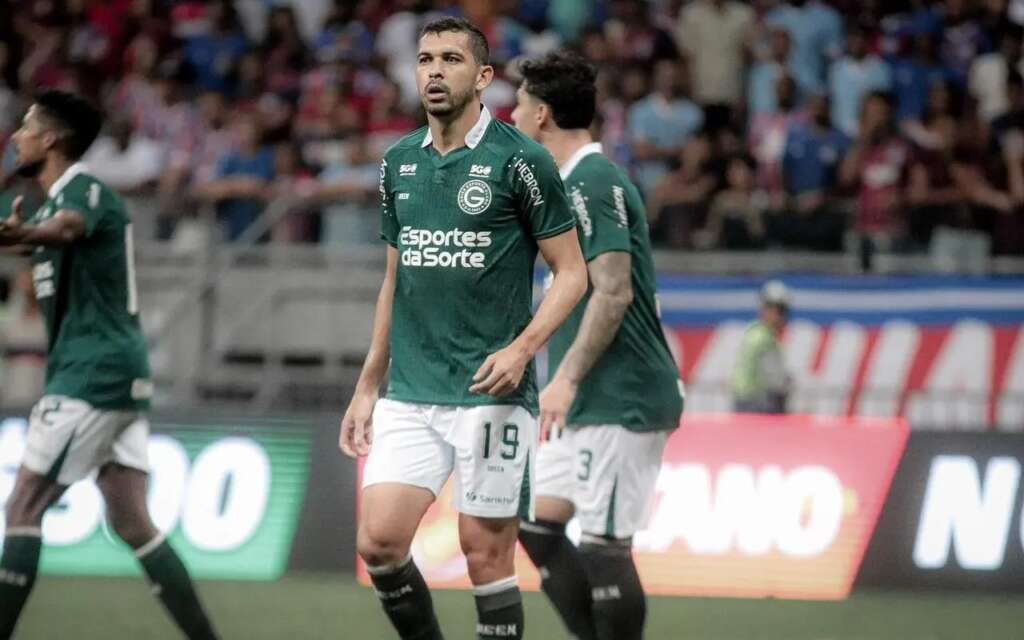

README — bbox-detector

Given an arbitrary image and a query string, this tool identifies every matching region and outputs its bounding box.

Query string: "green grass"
[16,574,1022,639]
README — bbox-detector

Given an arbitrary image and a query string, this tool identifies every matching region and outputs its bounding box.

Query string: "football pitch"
[16,574,1021,639]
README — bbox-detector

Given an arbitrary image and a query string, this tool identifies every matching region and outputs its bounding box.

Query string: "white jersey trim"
[559,142,603,180]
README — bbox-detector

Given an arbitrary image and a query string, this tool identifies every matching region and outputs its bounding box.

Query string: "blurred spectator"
[83,116,162,239]
[733,280,792,415]
[183,1,249,93]
[628,59,704,196]
[904,80,961,149]
[699,154,767,250]
[649,134,720,247]
[365,79,419,158]
[547,0,601,42]
[766,0,845,95]
[969,26,1024,122]
[605,0,679,64]
[108,33,161,130]
[777,94,850,251]
[840,92,912,270]
[318,135,381,247]
[830,25,893,136]
[748,28,792,119]
[677,0,756,131]
[750,74,804,197]
[84,118,162,192]
[195,113,274,241]
[377,0,437,109]
[904,111,997,273]
[262,6,308,100]
[891,34,955,123]
[270,142,320,243]
[941,0,993,86]
[315,5,376,65]
[0,42,23,139]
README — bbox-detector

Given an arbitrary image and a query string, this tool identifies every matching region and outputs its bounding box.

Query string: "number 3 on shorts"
[482,422,519,460]
[578,449,593,481]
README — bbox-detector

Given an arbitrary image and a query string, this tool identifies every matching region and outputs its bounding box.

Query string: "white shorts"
[22,395,150,485]
[362,399,537,519]
[534,425,669,539]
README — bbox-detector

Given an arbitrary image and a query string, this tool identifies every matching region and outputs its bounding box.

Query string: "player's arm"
[0,196,86,247]
[541,250,633,428]
[340,245,397,457]
[341,156,399,457]
[470,145,586,398]
[470,228,587,398]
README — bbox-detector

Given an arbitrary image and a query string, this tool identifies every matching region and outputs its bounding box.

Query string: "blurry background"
[0,1,1023,638]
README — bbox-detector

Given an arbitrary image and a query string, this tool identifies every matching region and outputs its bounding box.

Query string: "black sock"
[580,537,646,640]
[0,531,42,639]
[474,577,523,640]
[518,520,596,640]
[367,556,443,640]
[137,536,219,640]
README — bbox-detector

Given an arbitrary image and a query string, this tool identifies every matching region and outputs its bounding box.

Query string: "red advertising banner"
[357,413,908,600]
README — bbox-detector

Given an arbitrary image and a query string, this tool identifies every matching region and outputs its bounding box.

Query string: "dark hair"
[519,51,597,130]
[866,90,896,110]
[420,17,489,65]
[34,90,103,160]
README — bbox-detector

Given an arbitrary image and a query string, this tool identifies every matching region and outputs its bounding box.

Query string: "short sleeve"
[57,177,106,237]
[512,145,575,240]
[379,157,399,247]
[575,176,632,262]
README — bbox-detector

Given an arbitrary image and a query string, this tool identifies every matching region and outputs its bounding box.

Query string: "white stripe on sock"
[365,554,413,576]
[472,575,518,597]
[134,533,167,559]
[4,527,42,538]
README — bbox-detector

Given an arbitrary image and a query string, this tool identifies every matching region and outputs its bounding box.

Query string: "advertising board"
[0,416,311,580]
[357,413,908,600]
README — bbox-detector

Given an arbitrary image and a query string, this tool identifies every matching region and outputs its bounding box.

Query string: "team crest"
[457,179,492,215]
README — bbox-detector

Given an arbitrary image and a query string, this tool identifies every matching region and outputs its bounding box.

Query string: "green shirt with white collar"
[29,163,151,410]
[379,107,576,412]
[547,144,684,432]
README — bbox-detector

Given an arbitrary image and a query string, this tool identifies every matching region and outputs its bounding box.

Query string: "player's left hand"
[469,343,531,397]
[539,376,578,438]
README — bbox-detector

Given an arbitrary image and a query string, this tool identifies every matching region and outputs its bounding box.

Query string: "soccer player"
[511,52,685,640]
[339,17,587,640]
[0,91,219,640]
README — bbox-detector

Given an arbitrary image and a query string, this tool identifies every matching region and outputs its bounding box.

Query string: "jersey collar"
[421,106,493,150]
[47,162,88,199]
[559,142,603,180]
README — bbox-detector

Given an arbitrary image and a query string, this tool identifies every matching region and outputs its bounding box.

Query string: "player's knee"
[107,511,157,548]
[356,526,410,568]
[462,535,516,582]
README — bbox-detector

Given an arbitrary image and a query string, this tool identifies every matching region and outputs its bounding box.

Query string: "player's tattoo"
[552,251,633,385]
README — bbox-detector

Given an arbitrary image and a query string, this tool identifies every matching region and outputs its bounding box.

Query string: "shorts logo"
[458,179,492,215]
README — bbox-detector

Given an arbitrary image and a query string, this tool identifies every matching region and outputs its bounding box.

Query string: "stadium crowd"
[1,0,1024,267]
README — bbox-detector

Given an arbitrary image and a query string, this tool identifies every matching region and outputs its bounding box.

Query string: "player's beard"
[15,156,45,178]
[422,83,474,120]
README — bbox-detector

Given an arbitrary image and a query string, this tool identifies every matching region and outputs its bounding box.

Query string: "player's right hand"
[340,392,377,458]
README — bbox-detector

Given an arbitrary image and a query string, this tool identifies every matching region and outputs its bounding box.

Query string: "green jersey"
[29,163,151,410]
[380,107,576,412]
[548,144,683,432]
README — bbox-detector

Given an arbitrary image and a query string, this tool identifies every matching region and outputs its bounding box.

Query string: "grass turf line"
[16,574,1022,639]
